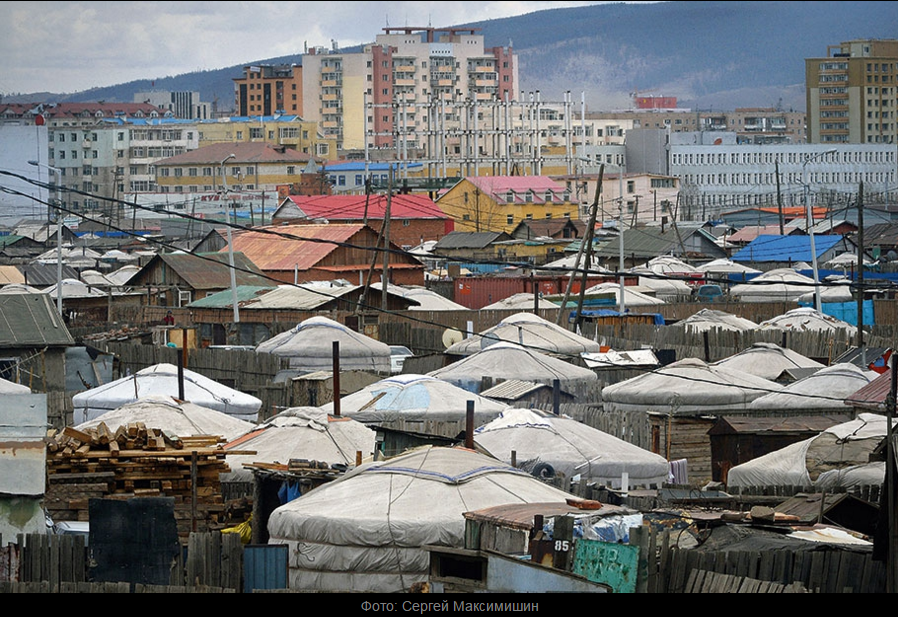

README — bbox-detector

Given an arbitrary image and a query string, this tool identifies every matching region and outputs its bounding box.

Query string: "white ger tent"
[256,316,391,373]
[474,408,670,489]
[266,446,577,593]
[320,374,508,427]
[748,363,878,412]
[72,363,262,425]
[672,309,758,334]
[758,308,858,337]
[713,342,825,382]
[602,358,781,414]
[727,414,890,491]
[0,377,31,394]
[729,268,816,303]
[75,396,255,442]
[222,407,377,482]
[428,342,598,394]
[446,312,603,357]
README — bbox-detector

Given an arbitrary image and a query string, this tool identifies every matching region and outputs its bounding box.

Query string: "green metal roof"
[0,294,75,347]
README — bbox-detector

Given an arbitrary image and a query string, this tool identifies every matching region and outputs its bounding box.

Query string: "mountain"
[12,1,898,113]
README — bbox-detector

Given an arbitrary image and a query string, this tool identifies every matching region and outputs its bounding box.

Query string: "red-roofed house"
[223,224,425,286]
[271,194,454,250]
[436,177,578,233]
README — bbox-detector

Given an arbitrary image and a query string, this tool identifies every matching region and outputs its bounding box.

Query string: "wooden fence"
[2,531,244,592]
[630,525,886,594]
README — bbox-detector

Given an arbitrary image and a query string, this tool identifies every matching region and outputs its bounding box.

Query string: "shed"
[0,393,49,539]
[709,415,852,484]
[265,446,577,593]
[319,374,508,439]
[474,408,671,489]
[446,312,602,358]
[0,293,75,392]
[72,363,262,425]
[256,316,391,374]
[726,414,890,491]
[428,342,599,395]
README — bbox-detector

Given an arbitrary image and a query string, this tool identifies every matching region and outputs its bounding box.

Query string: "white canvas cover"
[696,259,761,276]
[748,363,878,411]
[428,342,598,394]
[729,268,816,303]
[713,342,824,381]
[72,363,262,425]
[674,309,758,334]
[256,316,390,373]
[319,374,508,423]
[222,407,376,482]
[602,358,781,414]
[266,446,575,593]
[727,414,891,490]
[76,395,254,441]
[474,408,670,489]
[0,377,30,394]
[759,308,858,336]
[446,312,603,357]
[582,282,666,307]
[481,293,558,311]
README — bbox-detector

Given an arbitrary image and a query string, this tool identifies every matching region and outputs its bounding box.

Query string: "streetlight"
[28,160,64,316]
[803,149,837,314]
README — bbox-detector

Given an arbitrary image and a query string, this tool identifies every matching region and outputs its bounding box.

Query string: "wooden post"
[465,400,475,450]
[553,379,561,416]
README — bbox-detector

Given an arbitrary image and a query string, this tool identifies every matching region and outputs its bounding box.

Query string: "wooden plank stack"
[45,423,254,541]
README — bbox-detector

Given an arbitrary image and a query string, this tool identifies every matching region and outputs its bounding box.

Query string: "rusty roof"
[709,415,852,436]
[845,371,892,411]
[225,224,368,272]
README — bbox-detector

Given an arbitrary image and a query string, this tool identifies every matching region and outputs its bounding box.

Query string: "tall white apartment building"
[302,27,518,154]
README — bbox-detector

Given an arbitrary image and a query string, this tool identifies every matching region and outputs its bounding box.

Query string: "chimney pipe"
[332,341,341,417]
[465,400,475,450]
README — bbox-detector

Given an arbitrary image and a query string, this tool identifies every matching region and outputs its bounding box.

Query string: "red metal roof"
[158,142,311,166]
[845,371,892,411]
[225,224,367,272]
[283,194,449,220]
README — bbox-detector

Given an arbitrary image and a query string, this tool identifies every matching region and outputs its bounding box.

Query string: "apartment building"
[301,27,518,153]
[233,64,304,117]
[134,91,212,120]
[197,115,336,161]
[806,39,898,144]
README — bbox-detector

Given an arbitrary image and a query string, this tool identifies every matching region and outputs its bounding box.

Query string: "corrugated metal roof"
[187,286,276,308]
[845,371,892,411]
[153,252,271,290]
[731,235,846,264]
[0,266,25,286]
[480,379,549,401]
[434,231,511,250]
[0,294,75,347]
[226,224,367,272]
[21,263,80,287]
[594,224,714,259]
[279,194,449,221]
[710,415,851,435]
[155,141,311,166]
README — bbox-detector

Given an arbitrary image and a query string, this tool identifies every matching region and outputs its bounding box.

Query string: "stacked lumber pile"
[45,423,254,540]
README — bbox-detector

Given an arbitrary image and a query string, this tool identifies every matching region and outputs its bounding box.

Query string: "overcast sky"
[0,1,653,96]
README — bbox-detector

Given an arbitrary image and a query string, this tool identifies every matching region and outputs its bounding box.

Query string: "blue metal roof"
[731,235,845,263]
[325,162,424,172]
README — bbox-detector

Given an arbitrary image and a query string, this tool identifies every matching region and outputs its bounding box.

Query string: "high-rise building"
[301,27,518,153]
[233,64,303,117]
[806,39,898,144]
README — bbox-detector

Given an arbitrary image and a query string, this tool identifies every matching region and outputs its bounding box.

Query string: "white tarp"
[266,446,575,593]
[759,308,858,336]
[446,312,602,357]
[76,395,255,441]
[602,358,781,414]
[256,316,391,373]
[222,407,377,482]
[428,342,598,394]
[713,342,824,381]
[748,363,878,411]
[72,363,262,425]
[727,414,891,490]
[729,268,816,303]
[474,408,670,489]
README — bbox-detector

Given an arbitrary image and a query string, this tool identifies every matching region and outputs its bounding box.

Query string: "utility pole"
[381,167,394,314]
[574,166,605,333]
[776,160,785,236]
[857,182,865,365]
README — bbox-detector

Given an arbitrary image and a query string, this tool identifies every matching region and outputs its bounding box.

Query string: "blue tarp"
[570,310,666,325]
[798,299,875,327]
[731,235,845,263]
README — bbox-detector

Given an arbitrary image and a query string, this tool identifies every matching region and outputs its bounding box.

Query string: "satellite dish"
[442,328,464,350]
